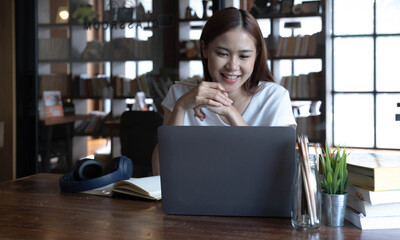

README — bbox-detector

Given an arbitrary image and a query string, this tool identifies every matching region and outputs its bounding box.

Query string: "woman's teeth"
[223,74,238,79]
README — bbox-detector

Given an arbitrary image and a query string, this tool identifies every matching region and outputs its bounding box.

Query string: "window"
[331,0,400,149]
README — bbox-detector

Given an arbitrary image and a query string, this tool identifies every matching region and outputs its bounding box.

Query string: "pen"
[174,81,228,94]
[174,81,198,87]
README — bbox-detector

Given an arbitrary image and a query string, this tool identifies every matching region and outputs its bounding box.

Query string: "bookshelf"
[37,0,161,167]
[177,0,326,144]
[267,4,326,144]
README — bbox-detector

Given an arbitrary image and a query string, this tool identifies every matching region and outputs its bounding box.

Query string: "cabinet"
[37,0,163,171]
[177,0,326,144]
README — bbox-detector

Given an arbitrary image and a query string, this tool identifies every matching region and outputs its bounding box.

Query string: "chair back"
[119,110,163,177]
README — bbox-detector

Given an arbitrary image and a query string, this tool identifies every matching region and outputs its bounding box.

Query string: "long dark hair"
[200,7,274,93]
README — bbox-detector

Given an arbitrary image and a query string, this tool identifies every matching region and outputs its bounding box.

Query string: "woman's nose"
[226,56,239,71]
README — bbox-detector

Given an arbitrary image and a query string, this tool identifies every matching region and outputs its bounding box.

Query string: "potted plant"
[320,143,350,226]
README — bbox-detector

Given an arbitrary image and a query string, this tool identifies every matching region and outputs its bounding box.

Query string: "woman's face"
[202,28,257,94]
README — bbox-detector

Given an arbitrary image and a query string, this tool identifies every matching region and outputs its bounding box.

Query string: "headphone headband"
[59,156,133,193]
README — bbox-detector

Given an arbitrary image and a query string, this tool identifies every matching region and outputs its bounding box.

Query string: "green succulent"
[320,143,350,195]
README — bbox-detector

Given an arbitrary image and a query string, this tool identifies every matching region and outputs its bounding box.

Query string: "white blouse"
[162,81,297,127]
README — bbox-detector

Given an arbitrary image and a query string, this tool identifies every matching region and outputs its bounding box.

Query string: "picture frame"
[43,90,64,118]
[280,0,294,14]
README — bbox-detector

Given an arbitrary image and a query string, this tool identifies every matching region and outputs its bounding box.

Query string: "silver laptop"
[158,126,296,217]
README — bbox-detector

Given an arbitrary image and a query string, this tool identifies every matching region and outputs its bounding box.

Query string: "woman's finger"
[197,83,233,106]
[193,106,206,121]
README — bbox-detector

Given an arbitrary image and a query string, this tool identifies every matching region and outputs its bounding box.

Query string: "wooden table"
[1,174,399,240]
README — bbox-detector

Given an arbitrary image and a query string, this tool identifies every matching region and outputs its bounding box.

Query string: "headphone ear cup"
[73,159,104,180]
[117,156,134,178]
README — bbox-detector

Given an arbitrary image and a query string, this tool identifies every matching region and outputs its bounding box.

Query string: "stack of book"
[345,152,400,229]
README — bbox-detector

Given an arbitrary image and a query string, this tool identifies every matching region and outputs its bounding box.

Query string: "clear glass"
[139,0,153,13]
[257,19,271,38]
[292,155,321,230]
[276,60,292,82]
[189,61,204,78]
[376,36,400,92]
[279,17,322,37]
[376,0,400,34]
[376,94,400,149]
[294,59,322,76]
[333,94,374,147]
[334,0,374,35]
[333,37,374,92]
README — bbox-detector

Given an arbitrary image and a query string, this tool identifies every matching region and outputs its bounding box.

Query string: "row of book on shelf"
[38,37,153,61]
[39,72,173,100]
[280,71,322,99]
[74,94,156,136]
[74,111,110,135]
[275,32,323,58]
[80,37,153,60]
[178,32,323,61]
[344,151,400,230]
[73,74,113,98]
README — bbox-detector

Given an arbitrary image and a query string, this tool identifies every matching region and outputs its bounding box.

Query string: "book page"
[113,176,161,198]
[347,152,400,169]
[113,188,161,200]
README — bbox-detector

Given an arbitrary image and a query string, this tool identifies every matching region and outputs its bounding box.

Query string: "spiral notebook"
[158,126,296,217]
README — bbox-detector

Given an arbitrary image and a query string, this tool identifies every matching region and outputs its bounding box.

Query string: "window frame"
[329,0,400,150]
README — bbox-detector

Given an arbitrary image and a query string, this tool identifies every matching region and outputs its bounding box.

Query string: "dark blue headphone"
[59,156,133,193]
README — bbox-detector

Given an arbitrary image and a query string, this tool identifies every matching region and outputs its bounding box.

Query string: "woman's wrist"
[225,106,248,126]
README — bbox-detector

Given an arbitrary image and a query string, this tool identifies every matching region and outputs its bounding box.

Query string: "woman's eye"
[240,55,250,59]
[217,52,228,57]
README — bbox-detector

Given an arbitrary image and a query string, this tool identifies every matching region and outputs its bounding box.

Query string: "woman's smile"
[221,73,241,83]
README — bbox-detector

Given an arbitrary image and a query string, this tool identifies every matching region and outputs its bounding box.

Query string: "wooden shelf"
[271,55,323,60]
[179,18,209,22]
[255,13,322,20]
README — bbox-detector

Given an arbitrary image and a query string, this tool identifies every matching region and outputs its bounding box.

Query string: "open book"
[82,176,161,200]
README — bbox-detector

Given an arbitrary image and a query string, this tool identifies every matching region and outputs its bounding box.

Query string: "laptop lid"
[158,126,296,217]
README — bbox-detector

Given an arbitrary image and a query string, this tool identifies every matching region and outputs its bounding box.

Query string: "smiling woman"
[151,7,297,175]
[161,7,296,127]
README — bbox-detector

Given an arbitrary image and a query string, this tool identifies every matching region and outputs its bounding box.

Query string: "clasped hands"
[177,81,234,121]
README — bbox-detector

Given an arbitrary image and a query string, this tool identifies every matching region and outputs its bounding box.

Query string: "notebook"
[158,126,296,217]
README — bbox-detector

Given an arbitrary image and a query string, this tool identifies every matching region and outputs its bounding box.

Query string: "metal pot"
[322,193,348,226]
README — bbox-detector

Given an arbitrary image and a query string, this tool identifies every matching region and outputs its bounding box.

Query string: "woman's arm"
[151,107,171,175]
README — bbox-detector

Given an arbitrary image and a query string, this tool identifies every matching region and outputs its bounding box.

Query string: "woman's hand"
[176,81,233,119]
[194,104,248,126]
[193,104,232,120]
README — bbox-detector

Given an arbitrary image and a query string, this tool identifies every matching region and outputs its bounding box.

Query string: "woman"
[152,7,296,174]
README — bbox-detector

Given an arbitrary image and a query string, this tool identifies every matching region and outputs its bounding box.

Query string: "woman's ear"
[201,40,208,58]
